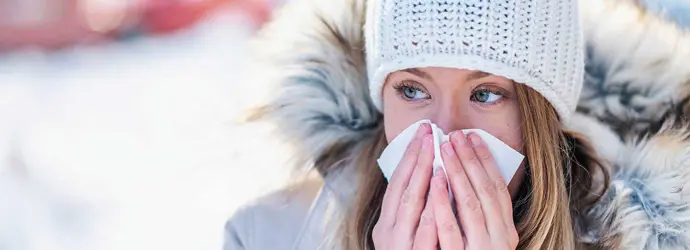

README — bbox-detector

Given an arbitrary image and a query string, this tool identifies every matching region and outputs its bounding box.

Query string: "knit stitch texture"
[365,0,585,122]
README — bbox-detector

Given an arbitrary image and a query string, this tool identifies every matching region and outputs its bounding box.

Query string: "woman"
[225,0,690,249]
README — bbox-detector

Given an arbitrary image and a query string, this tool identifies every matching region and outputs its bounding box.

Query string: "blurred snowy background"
[0,1,292,250]
[0,0,687,250]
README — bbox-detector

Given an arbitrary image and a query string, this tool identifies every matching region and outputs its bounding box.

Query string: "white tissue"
[377,119,524,185]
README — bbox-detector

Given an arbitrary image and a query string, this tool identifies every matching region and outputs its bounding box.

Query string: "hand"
[372,123,439,250]
[429,132,519,250]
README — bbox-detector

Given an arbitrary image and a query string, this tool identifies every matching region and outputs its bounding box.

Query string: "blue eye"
[471,89,503,103]
[400,86,430,100]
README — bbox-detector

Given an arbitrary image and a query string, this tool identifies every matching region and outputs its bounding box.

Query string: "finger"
[430,170,464,250]
[442,137,490,246]
[467,133,516,235]
[450,132,502,247]
[413,199,438,250]
[391,134,435,249]
[379,123,432,229]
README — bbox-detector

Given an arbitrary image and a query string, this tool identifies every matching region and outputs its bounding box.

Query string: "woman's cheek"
[468,109,523,151]
[382,96,431,143]
[382,91,409,142]
[383,108,424,143]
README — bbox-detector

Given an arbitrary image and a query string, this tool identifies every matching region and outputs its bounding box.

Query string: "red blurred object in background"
[0,0,99,50]
[0,0,272,51]
[144,0,271,34]
[144,0,222,34]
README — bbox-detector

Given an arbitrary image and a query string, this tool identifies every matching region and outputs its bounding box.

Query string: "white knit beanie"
[364,0,585,122]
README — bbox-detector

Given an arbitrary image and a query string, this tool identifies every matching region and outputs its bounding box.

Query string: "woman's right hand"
[372,123,438,250]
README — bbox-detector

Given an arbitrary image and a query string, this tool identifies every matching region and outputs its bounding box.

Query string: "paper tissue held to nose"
[377,120,524,185]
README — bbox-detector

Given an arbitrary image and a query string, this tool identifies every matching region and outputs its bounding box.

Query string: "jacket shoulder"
[223,178,323,250]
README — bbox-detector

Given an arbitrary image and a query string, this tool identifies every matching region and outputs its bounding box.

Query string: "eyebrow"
[403,68,433,80]
[404,68,492,81]
[467,71,491,81]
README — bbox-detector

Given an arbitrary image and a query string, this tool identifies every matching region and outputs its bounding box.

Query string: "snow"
[0,9,292,250]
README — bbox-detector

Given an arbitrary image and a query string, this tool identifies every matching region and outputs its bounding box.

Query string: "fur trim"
[572,1,690,247]
[569,109,690,249]
[577,0,690,136]
[247,0,379,175]
[249,0,690,248]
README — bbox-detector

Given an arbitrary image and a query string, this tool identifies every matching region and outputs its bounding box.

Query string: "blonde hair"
[341,84,610,250]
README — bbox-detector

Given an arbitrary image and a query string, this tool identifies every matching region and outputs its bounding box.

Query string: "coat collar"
[292,167,358,250]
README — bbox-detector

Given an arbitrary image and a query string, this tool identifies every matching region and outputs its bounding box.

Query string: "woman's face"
[382,67,525,193]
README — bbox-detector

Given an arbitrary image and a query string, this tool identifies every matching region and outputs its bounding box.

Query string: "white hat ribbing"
[364,0,585,122]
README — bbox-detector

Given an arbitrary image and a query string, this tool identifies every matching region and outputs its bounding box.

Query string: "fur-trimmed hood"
[246,0,690,248]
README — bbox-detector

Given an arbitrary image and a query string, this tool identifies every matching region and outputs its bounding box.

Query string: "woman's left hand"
[429,132,519,250]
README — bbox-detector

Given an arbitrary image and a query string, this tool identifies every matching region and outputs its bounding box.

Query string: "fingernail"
[433,165,444,178]
[422,134,432,149]
[452,131,466,145]
[469,133,482,147]
[442,142,454,156]
[420,123,430,131]
[415,124,425,137]
[433,172,447,188]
